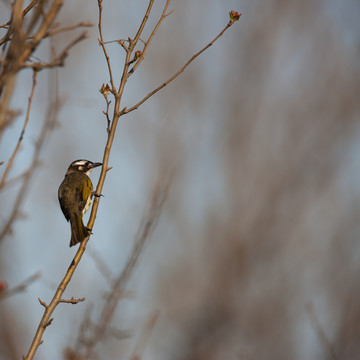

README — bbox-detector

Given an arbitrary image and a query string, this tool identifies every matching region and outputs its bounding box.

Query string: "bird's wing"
[75,176,93,213]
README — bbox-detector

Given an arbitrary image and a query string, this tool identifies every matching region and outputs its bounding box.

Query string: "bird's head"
[66,159,102,176]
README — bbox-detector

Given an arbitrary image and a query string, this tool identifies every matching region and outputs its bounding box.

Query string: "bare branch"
[28,0,64,51]
[59,297,86,305]
[97,0,116,91]
[129,0,173,75]
[132,0,155,49]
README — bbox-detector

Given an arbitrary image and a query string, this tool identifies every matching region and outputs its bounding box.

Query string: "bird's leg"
[91,191,103,198]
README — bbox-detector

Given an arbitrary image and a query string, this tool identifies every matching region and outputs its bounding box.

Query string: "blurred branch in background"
[0,0,89,135]
[129,310,160,360]
[1,0,359,359]
[0,272,40,301]
[0,70,37,189]
[150,1,360,359]
[0,83,61,242]
[66,173,172,359]
[0,76,62,242]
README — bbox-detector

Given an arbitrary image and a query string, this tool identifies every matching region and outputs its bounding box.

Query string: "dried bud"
[100,83,110,97]
[229,10,241,22]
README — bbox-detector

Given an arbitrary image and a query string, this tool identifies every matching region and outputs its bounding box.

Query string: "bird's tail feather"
[70,215,89,247]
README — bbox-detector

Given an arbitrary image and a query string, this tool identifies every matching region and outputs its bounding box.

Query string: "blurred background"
[1,0,360,359]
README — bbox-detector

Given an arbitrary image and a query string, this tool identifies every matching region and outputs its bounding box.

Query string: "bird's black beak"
[91,162,102,169]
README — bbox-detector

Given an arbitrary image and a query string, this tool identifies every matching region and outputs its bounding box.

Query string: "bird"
[58,159,102,247]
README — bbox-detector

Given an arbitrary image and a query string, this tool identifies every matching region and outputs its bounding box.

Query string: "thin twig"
[0,0,39,44]
[123,20,235,115]
[103,97,111,132]
[27,0,64,53]
[132,0,155,49]
[97,0,115,91]
[115,0,155,96]
[0,71,37,189]
[129,0,173,75]
[58,297,86,305]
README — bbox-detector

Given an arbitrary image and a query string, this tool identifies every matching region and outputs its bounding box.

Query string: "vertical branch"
[0,0,25,138]
[132,0,155,47]
[0,71,37,189]
[88,0,158,231]
[129,0,172,75]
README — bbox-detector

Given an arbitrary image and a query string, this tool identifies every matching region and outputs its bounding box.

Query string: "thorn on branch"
[44,318,53,328]
[38,298,48,308]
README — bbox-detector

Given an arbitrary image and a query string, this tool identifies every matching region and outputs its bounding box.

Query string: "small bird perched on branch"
[58,159,102,247]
